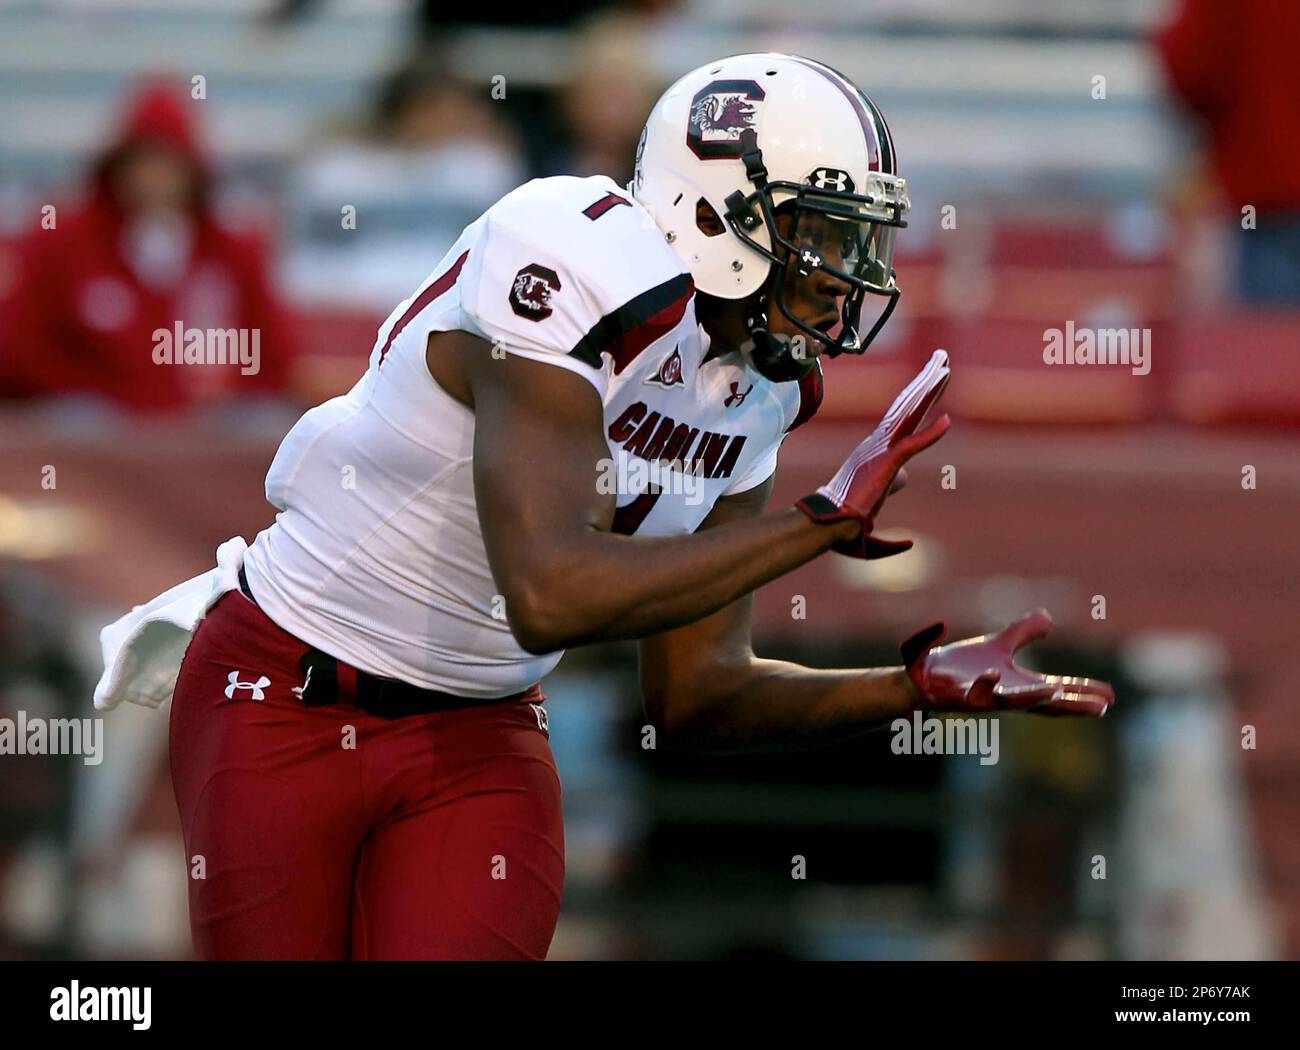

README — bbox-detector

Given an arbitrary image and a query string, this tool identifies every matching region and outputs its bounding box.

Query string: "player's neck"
[695,293,746,364]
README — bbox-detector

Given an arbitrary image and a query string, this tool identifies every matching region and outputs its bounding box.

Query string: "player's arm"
[637,477,919,755]
[457,337,867,654]
[638,481,1116,754]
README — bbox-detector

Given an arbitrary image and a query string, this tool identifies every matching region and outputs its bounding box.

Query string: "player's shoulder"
[482,174,689,304]
[459,175,695,374]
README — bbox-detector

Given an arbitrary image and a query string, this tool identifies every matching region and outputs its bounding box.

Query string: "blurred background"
[1,0,1297,961]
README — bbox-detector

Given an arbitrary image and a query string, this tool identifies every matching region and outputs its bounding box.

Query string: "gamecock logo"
[509,264,561,321]
[687,79,765,159]
[633,124,648,191]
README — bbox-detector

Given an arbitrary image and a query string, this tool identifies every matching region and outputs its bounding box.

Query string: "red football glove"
[796,349,951,559]
[901,608,1115,717]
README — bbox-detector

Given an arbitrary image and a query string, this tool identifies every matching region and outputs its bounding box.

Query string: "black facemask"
[722,127,906,362]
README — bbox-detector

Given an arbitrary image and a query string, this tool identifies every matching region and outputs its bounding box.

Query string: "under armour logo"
[225,671,270,701]
[797,248,822,275]
[291,665,313,700]
[807,166,854,192]
[724,381,754,407]
[528,702,549,733]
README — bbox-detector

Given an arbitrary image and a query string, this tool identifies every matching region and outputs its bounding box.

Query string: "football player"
[156,53,1114,960]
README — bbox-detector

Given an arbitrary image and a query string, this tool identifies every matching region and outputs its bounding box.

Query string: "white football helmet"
[632,53,910,379]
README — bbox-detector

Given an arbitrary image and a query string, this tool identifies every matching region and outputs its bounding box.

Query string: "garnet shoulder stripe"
[786,359,824,432]
[377,249,469,367]
[570,272,694,374]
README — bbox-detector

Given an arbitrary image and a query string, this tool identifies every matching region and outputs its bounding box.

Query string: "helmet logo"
[633,125,648,191]
[808,166,855,192]
[687,79,765,159]
[509,264,561,321]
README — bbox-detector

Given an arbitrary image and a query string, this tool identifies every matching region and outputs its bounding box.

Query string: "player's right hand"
[901,608,1115,717]
[795,349,950,559]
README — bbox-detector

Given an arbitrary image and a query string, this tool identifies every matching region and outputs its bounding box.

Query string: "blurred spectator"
[281,52,526,310]
[0,77,297,412]
[267,0,646,32]
[545,13,662,185]
[1156,1,1300,304]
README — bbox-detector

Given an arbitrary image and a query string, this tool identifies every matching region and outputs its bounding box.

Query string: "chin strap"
[743,302,815,383]
[749,332,813,382]
[740,279,814,382]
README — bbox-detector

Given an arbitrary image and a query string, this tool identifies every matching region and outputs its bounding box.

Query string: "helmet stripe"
[785,55,894,175]
[871,93,897,174]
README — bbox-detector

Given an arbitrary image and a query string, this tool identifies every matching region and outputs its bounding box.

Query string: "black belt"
[238,566,528,719]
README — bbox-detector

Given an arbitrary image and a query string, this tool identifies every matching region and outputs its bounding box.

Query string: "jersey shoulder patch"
[458,176,694,378]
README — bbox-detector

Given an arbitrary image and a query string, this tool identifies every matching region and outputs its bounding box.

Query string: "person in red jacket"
[0,77,297,411]
[1156,0,1300,303]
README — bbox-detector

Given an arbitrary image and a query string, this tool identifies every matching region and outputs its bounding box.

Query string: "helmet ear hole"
[695,198,726,237]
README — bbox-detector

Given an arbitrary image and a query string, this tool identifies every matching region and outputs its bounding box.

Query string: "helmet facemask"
[722,128,909,378]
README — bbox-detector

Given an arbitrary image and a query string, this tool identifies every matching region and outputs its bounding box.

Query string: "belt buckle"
[295,650,338,707]
[360,675,405,719]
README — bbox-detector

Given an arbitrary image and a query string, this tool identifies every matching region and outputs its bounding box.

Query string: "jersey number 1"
[610,490,661,535]
[582,192,632,221]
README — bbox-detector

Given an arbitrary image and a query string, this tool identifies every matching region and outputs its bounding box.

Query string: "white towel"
[93,536,248,712]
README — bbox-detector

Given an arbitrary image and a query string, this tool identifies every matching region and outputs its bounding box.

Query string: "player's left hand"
[901,608,1115,717]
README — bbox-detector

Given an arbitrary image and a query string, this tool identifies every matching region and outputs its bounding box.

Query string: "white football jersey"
[242,175,823,697]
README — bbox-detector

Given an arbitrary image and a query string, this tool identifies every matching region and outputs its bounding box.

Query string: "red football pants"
[168,590,564,960]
